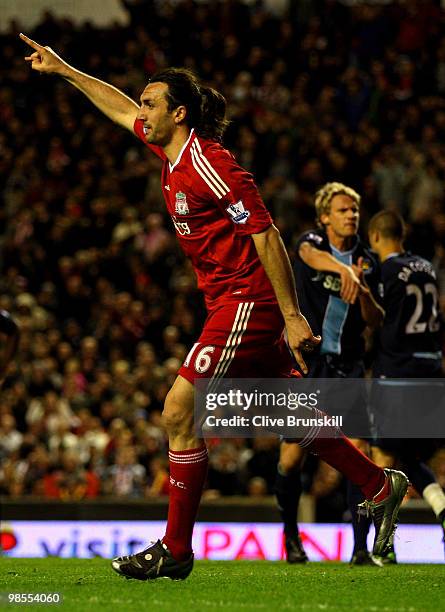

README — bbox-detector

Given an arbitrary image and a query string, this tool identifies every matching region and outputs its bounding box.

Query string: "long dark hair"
[148,68,229,142]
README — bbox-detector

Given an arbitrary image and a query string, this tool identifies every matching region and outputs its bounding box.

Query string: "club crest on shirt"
[175,191,189,215]
[226,200,250,224]
[361,258,370,271]
[361,258,373,275]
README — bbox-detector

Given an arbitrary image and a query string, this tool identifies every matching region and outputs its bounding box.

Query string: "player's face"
[138,82,177,147]
[322,195,359,238]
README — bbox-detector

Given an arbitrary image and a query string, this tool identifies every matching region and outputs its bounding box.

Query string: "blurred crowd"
[1,0,445,509]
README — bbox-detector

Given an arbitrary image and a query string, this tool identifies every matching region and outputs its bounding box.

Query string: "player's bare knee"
[161,405,187,436]
[162,394,193,437]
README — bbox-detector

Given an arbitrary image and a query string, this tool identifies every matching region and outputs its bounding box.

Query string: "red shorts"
[178,299,293,385]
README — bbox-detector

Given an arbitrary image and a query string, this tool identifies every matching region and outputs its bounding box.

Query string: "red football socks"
[162,445,208,561]
[300,416,385,499]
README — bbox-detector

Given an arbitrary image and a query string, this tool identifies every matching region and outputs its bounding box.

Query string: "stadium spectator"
[43,449,100,500]
[0,414,23,455]
[102,446,146,498]
[145,455,169,497]
[207,442,244,496]
[247,476,268,498]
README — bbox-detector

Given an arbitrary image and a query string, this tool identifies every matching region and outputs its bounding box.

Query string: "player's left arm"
[252,225,321,374]
[0,310,20,386]
[353,257,384,329]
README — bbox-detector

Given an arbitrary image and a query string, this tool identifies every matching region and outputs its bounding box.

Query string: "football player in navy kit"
[275,183,384,565]
[368,210,445,562]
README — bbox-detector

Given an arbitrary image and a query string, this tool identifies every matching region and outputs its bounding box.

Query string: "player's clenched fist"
[286,313,321,375]
[20,33,68,76]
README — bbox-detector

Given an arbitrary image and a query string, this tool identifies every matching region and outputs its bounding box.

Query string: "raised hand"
[20,33,68,76]
[19,32,139,132]
[351,256,371,296]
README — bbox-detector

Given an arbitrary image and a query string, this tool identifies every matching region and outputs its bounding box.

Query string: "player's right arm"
[20,33,139,132]
[299,241,360,304]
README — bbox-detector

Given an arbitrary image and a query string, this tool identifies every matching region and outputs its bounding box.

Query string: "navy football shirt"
[373,252,443,377]
[294,229,380,360]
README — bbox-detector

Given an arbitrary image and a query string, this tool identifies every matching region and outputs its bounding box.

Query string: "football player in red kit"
[21,33,408,579]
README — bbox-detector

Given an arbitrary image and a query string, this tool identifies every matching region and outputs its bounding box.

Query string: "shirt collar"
[168,129,195,172]
[329,234,359,256]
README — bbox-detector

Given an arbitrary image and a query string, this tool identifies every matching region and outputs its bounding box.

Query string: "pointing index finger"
[294,350,307,375]
[19,33,44,52]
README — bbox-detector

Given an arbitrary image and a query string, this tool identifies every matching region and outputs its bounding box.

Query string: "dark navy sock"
[347,481,371,553]
[275,468,302,538]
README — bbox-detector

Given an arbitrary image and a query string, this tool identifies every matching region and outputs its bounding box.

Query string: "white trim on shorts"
[207,301,254,393]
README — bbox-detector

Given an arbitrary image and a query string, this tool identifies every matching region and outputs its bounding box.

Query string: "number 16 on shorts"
[183,343,216,374]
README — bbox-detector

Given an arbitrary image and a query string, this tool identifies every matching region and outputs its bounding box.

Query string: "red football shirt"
[134,119,276,309]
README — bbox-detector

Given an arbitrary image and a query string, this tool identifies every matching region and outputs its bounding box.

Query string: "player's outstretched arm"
[19,33,139,132]
[252,225,321,374]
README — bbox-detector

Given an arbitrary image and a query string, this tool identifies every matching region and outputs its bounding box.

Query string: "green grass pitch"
[2,558,444,611]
